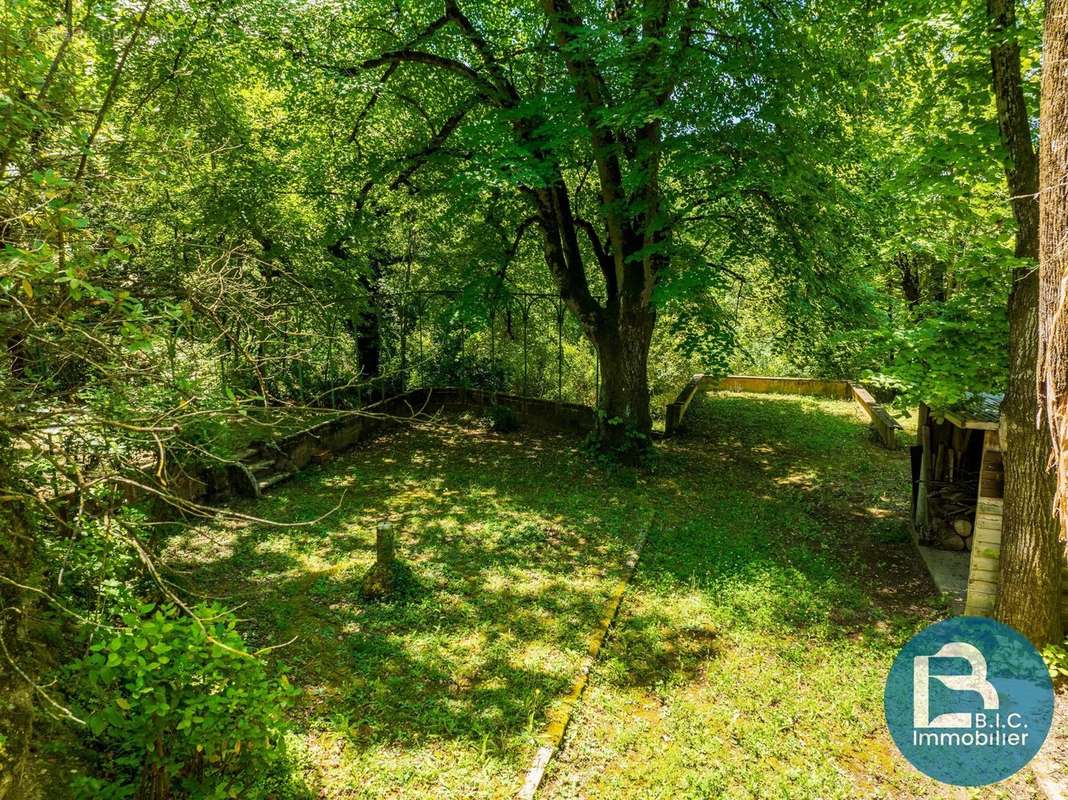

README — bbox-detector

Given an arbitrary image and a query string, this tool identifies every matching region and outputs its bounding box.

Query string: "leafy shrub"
[487,403,519,433]
[420,348,509,391]
[1043,639,1068,682]
[69,604,294,800]
[585,413,652,467]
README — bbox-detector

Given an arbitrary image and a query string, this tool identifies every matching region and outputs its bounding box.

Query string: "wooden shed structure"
[912,396,1001,554]
[913,395,1068,622]
[936,399,1005,616]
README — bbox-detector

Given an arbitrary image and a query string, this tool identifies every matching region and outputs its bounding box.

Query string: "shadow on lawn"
[161,395,938,774]
[163,421,642,762]
[658,392,940,621]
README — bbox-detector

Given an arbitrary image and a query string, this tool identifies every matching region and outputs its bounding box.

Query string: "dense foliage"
[70,605,292,799]
[0,0,1053,795]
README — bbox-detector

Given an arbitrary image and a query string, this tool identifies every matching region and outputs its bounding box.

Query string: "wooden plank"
[967,572,999,588]
[970,565,1000,580]
[964,531,1068,626]
[972,525,1002,542]
[943,409,999,430]
[965,596,996,615]
[970,573,1000,588]
[970,548,1001,564]
[980,478,1005,498]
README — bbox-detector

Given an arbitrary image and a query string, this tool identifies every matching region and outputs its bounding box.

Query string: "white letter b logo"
[913,642,999,729]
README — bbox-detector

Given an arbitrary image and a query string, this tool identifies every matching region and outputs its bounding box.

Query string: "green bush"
[1044,639,1068,681]
[69,604,294,800]
[487,402,520,433]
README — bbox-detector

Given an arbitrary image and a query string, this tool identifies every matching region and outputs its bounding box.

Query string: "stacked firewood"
[926,479,978,551]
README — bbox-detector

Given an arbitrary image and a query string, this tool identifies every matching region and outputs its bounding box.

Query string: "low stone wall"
[850,384,903,450]
[48,388,598,522]
[664,374,710,436]
[391,387,597,433]
[710,375,853,400]
[226,387,596,499]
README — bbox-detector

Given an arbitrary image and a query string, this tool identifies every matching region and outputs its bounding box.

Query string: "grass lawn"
[163,392,1049,799]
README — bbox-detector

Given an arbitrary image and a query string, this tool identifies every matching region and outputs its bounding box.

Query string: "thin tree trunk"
[988,0,1064,645]
[354,259,383,381]
[897,254,921,309]
[1038,0,1068,575]
[329,242,384,382]
[0,463,36,800]
[74,0,154,182]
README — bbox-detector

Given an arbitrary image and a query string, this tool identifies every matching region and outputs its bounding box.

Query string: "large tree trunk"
[988,0,1064,645]
[1038,0,1068,580]
[353,0,698,460]
[593,305,655,455]
[1000,271,1063,643]
[0,464,36,800]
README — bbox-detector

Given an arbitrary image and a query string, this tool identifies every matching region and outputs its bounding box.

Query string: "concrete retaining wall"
[665,374,901,449]
[49,388,597,522]
[710,375,853,400]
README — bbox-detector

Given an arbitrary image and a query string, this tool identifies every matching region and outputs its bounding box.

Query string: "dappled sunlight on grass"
[541,393,1036,800]
[163,419,648,799]
[161,395,1038,799]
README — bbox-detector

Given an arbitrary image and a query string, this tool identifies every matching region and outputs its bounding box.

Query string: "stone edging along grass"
[216,386,597,499]
[517,520,651,800]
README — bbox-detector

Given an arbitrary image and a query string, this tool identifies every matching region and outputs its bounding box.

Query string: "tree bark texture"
[988,0,1064,645]
[1038,0,1068,602]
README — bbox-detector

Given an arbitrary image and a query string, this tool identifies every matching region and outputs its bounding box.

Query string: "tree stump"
[360,521,397,600]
